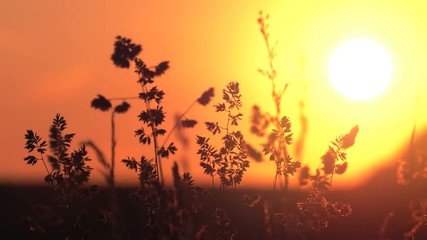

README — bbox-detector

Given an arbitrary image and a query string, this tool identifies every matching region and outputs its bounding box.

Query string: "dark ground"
[1,166,426,240]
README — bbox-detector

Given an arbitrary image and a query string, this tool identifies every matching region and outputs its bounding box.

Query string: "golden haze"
[1,0,427,189]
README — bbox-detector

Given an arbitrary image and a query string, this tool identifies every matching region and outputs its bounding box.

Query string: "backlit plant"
[197,81,249,189]
[91,36,214,186]
[18,10,427,240]
[247,12,301,192]
[24,114,99,239]
[295,126,358,237]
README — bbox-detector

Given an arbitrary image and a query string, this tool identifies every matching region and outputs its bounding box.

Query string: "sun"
[328,38,393,101]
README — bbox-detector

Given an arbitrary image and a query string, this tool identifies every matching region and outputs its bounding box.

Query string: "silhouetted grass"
[16,11,427,240]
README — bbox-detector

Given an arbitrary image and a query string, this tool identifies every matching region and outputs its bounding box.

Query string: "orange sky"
[1,0,427,189]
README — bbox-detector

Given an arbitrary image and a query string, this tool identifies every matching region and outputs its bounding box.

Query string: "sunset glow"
[328,38,393,101]
[0,1,426,191]
[4,1,427,239]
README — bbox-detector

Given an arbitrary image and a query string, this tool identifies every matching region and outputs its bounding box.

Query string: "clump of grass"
[19,11,383,240]
[24,114,96,208]
[392,114,427,239]
[295,126,358,237]
[24,114,100,239]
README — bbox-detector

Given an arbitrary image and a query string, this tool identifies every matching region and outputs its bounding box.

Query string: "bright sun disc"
[328,38,393,101]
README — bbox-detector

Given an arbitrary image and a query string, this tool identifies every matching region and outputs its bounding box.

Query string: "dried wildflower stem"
[110,111,116,186]
[40,157,50,175]
[108,96,140,101]
[36,145,51,175]
[225,110,232,188]
[140,83,164,184]
[211,173,215,189]
[330,146,342,186]
[259,12,290,192]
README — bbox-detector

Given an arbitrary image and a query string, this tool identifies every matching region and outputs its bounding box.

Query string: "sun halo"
[328,38,393,101]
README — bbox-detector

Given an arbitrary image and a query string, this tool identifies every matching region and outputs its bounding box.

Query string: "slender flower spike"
[197,87,214,106]
[111,36,142,68]
[91,95,112,111]
[341,125,359,149]
[114,101,131,114]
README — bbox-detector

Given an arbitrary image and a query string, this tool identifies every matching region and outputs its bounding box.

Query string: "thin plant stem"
[225,110,231,187]
[109,96,140,101]
[35,142,50,175]
[329,145,342,187]
[260,13,290,194]
[39,154,50,175]
[162,100,197,147]
[110,111,116,187]
[155,136,163,184]
[139,83,164,185]
[212,175,215,189]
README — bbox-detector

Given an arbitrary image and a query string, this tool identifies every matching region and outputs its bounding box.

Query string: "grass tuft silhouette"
[18,11,427,240]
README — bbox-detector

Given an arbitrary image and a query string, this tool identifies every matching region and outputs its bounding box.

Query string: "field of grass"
[9,12,427,240]
[1,170,426,240]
